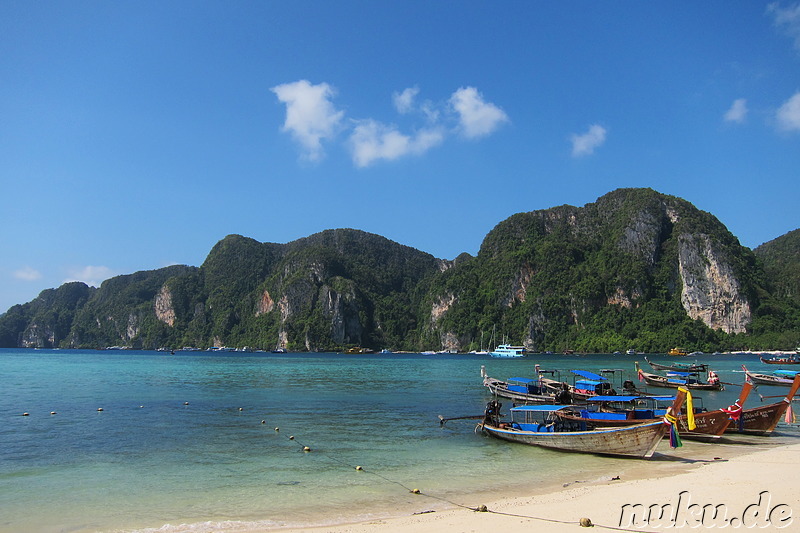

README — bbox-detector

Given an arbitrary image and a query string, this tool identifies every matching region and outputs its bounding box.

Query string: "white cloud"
[349,119,444,167]
[768,2,800,52]
[273,81,508,166]
[393,87,420,114]
[724,98,748,123]
[570,124,607,157]
[13,266,42,281]
[449,87,509,138]
[64,266,115,287]
[777,91,800,131]
[271,80,344,161]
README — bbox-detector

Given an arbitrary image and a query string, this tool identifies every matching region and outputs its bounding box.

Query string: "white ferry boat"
[489,344,526,358]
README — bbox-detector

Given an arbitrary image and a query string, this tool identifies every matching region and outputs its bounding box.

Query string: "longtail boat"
[554,385,748,438]
[728,374,800,436]
[635,362,724,391]
[759,354,799,365]
[644,356,708,373]
[742,366,799,386]
[480,366,638,405]
[481,375,556,404]
[476,389,687,458]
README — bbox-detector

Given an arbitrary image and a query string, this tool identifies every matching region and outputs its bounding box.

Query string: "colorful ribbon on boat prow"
[663,411,681,448]
[683,387,695,431]
[721,401,742,421]
[664,387,693,448]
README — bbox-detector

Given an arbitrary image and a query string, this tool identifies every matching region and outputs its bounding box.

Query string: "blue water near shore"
[1,349,797,532]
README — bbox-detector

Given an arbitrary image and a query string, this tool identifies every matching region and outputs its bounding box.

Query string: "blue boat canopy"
[666,371,691,377]
[588,395,676,402]
[510,404,571,412]
[571,370,606,381]
[774,370,800,376]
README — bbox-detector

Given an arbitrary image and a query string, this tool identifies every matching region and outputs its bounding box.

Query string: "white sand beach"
[271,441,800,532]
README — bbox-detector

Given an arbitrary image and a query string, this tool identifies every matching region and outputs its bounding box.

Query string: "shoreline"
[249,439,800,533]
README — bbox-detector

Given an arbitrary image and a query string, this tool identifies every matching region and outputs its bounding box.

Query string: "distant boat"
[481,367,556,404]
[742,365,799,386]
[477,389,687,458]
[635,362,723,391]
[760,353,800,365]
[645,356,708,373]
[667,347,689,356]
[489,344,526,358]
[343,347,374,354]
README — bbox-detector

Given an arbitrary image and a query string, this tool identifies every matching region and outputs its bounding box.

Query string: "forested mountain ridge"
[754,229,800,305]
[2,188,798,352]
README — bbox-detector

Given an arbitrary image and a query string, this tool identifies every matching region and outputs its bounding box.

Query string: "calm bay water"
[1,349,797,533]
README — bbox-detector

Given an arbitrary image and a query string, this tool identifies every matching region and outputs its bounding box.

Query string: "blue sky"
[2,1,800,313]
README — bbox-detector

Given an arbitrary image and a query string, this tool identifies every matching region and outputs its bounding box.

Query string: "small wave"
[125,519,284,533]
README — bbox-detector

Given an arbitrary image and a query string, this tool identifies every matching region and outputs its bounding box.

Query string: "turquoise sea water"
[1,349,797,533]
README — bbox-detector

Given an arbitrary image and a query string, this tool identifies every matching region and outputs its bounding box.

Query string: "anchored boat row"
[473,360,800,458]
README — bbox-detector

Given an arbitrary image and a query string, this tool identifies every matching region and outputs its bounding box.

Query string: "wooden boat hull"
[479,420,668,458]
[635,364,723,391]
[760,357,799,365]
[556,409,731,437]
[744,372,794,386]
[483,376,555,404]
[729,374,800,435]
[726,403,790,436]
[640,373,723,391]
[645,356,707,373]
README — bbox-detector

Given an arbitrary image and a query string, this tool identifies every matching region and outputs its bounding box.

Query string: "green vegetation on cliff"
[1,189,798,352]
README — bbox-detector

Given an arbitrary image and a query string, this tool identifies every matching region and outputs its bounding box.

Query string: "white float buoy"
[50,411,57,415]
[97,408,104,412]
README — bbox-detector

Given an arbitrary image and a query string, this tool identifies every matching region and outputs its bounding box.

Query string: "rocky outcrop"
[504,263,534,307]
[321,282,361,344]
[431,293,456,323]
[678,234,751,334]
[126,313,140,340]
[21,323,56,348]
[256,289,274,316]
[155,285,176,326]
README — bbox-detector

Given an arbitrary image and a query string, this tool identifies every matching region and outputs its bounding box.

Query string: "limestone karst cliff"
[1,189,797,352]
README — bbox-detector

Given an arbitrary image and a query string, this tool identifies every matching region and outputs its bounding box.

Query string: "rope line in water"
[268,419,656,533]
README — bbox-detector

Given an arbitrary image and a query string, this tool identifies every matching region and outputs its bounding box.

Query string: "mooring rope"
[268,419,656,532]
